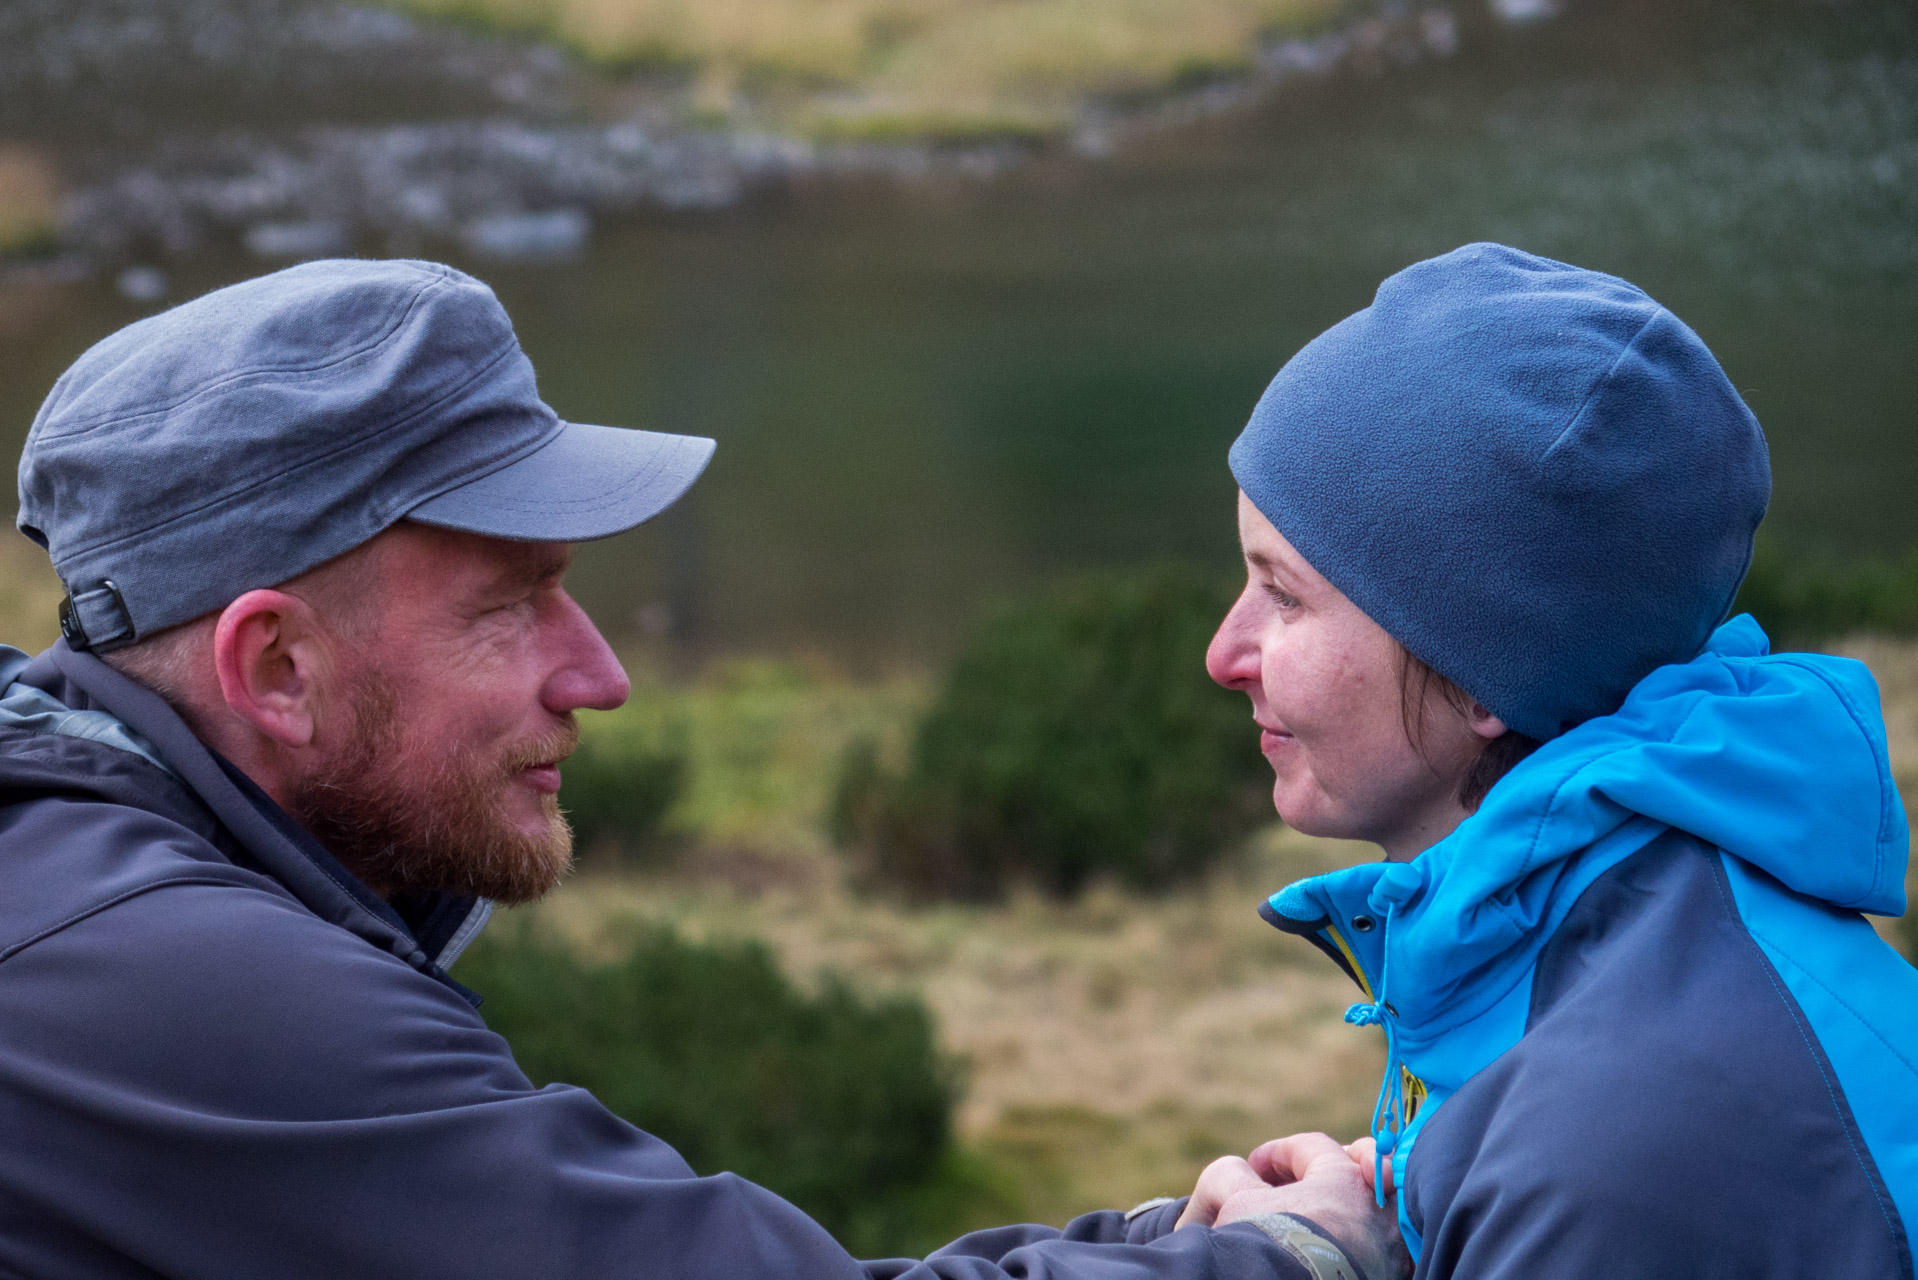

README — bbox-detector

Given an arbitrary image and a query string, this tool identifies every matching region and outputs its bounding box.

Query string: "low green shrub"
[833,562,1272,901]
[1735,543,1918,647]
[561,716,689,866]
[458,923,986,1256]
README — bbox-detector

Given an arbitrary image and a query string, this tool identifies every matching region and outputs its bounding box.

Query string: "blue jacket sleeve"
[0,870,1309,1280]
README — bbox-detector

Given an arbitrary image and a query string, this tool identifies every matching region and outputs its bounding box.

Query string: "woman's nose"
[1206,591,1261,691]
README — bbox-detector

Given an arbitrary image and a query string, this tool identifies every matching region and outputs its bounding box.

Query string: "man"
[0,259,1400,1279]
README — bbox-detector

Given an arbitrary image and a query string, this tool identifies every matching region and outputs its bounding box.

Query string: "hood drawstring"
[1344,940,1401,1205]
[1343,863,1422,1210]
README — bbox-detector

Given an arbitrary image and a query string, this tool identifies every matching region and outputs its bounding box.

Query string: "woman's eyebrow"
[1245,548,1315,596]
[1244,549,1297,577]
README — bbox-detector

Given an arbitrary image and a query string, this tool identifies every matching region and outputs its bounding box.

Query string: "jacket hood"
[0,641,492,976]
[1267,614,1908,1065]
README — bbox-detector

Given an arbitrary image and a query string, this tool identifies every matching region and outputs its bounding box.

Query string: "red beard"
[286,668,578,905]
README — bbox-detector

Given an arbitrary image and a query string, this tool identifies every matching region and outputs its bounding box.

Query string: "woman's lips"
[1258,723,1294,753]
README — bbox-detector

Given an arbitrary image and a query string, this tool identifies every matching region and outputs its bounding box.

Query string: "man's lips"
[521,762,564,794]
[511,724,580,797]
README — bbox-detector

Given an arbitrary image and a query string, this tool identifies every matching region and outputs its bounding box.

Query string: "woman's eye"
[1262,583,1299,609]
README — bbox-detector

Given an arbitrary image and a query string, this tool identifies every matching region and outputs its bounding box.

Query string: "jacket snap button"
[1352,915,1376,932]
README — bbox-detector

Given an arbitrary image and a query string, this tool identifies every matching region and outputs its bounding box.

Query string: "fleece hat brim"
[1228,243,1771,741]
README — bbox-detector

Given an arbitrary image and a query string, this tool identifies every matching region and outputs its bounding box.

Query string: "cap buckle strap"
[60,581,135,653]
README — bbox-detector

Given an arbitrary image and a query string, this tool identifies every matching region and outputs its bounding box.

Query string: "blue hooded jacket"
[0,639,1318,1280]
[1262,615,1918,1278]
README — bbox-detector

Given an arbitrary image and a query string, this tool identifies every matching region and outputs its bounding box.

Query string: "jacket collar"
[33,639,490,987]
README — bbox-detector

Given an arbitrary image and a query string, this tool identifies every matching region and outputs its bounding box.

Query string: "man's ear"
[1468,702,1509,742]
[211,589,334,749]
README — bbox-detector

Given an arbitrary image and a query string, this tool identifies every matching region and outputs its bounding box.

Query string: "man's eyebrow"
[495,545,571,590]
[528,546,571,580]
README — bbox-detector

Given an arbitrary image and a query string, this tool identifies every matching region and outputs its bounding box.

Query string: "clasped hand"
[1175,1133,1409,1280]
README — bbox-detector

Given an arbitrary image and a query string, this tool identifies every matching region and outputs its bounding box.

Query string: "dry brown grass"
[0,530,66,654]
[0,145,58,256]
[385,0,1341,134]
[517,823,1387,1219]
[842,0,1323,132]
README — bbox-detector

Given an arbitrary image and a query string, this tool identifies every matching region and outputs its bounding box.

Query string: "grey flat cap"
[18,258,714,652]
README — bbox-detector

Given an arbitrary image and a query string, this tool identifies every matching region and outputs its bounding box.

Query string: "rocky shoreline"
[2,0,1495,283]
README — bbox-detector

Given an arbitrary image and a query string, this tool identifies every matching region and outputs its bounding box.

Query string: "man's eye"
[481,595,537,620]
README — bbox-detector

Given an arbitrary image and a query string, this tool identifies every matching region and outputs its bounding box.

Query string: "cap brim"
[405,422,715,542]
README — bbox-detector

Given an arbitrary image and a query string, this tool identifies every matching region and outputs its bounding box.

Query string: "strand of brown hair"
[1396,648,1541,812]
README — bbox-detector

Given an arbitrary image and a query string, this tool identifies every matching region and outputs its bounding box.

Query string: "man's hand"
[1176,1133,1408,1280]
[1178,1135,1393,1230]
[1257,1135,1394,1196]
[1221,1134,1408,1279]
[1176,1154,1274,1231]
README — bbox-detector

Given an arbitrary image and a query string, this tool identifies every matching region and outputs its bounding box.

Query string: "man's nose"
[1205,590,1260,692]
[542,591,631,714]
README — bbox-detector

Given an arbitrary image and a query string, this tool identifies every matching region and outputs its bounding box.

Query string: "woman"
[1185,244,1918,1279]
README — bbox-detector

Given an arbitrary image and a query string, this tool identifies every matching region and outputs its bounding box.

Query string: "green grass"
[457,918,1015,1256]
[580,657,926,855]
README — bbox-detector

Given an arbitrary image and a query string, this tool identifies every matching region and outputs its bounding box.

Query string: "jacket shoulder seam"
[1746,923,1918,1085]
[0,875,259,965]
[1706,854,1908,1260]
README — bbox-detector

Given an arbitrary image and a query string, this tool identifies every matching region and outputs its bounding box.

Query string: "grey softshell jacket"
[0,640,1311,1280]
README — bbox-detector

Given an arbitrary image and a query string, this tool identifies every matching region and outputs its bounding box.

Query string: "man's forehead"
[382,521,572,587]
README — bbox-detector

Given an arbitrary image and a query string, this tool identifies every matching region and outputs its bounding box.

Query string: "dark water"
[3,0,1913,666]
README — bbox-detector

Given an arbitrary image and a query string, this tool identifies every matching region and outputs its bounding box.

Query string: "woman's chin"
[1273,788,1378,849]
[1272,787,1335,839]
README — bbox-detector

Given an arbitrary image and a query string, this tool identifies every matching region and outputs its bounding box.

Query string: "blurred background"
[1,0,1914,1255]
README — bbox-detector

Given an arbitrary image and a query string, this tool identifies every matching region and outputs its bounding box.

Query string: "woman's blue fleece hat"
[1228,243,1771,741]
